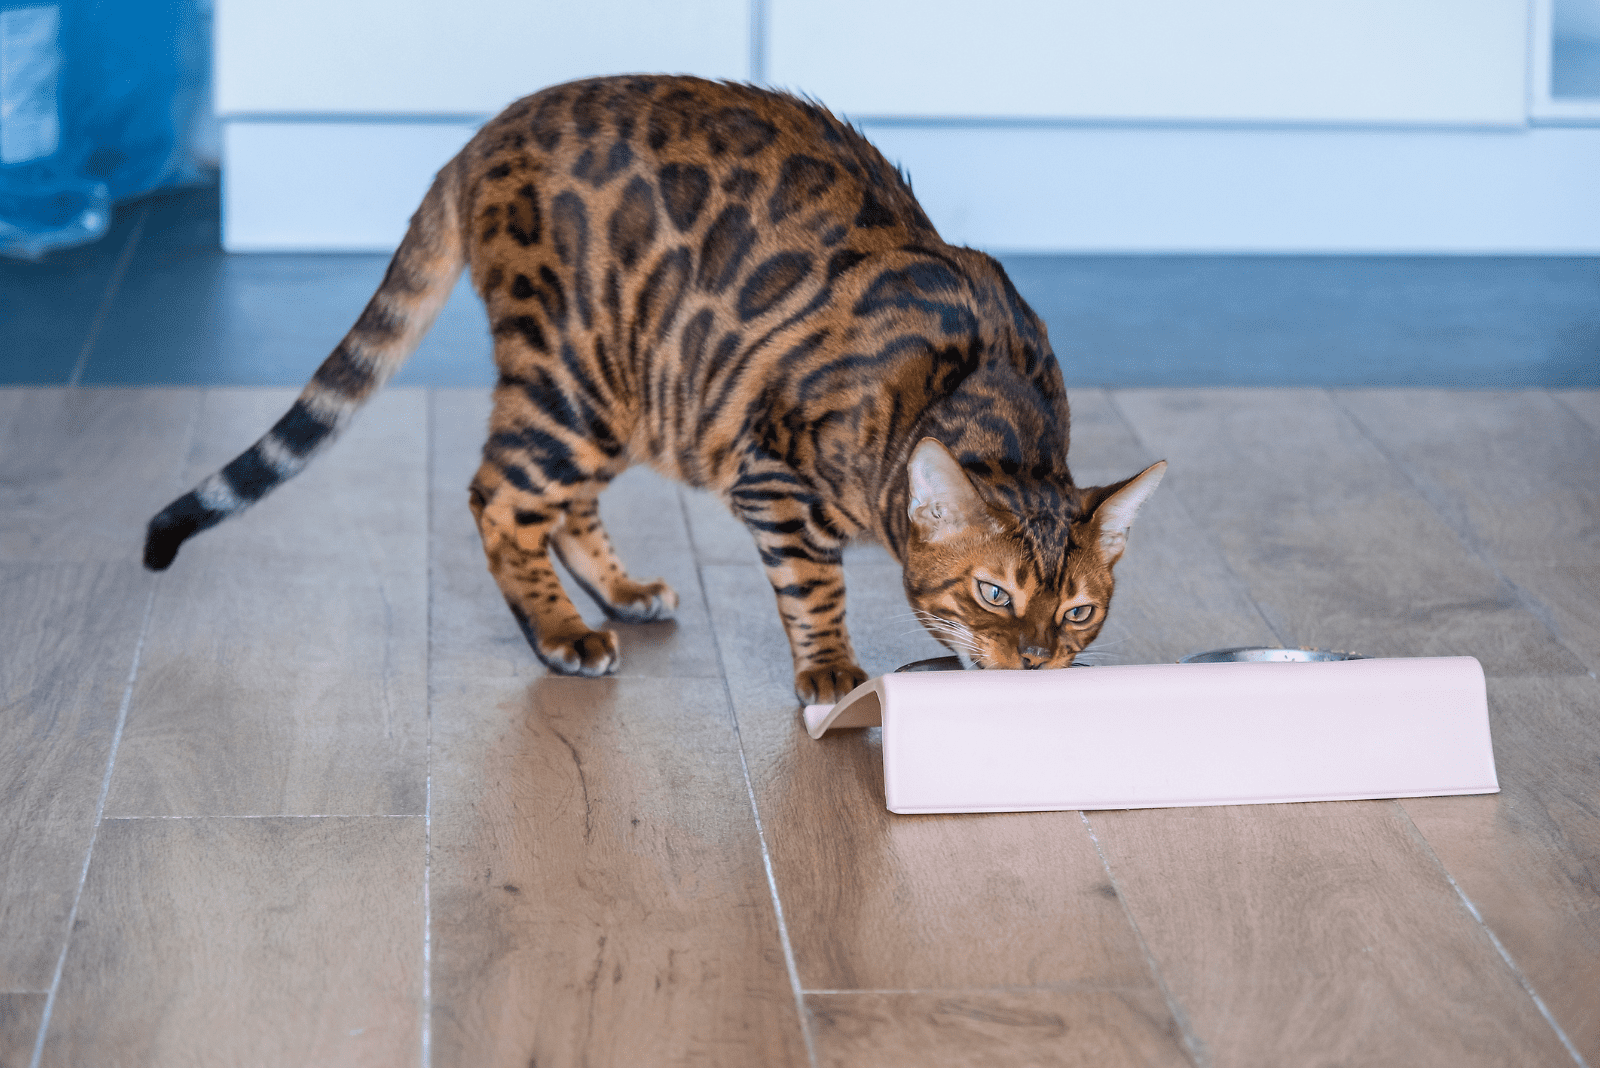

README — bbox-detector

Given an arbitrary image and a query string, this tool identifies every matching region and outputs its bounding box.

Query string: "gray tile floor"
[2,187,1599,1066]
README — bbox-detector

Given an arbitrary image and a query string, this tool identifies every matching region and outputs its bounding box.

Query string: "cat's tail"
[143,157,466,571]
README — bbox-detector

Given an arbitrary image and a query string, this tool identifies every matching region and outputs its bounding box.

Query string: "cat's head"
[901,438,1165,669]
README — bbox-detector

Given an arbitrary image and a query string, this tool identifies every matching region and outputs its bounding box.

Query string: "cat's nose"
[1019,645,1049,669]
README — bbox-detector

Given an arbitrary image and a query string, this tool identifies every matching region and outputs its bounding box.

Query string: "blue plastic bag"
[0,0,207,259]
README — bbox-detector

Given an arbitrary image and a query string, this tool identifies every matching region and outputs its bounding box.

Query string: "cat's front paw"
[509,606,620,677]
[537,626,620,676]
[603,578,679,623]
[794,663,868,705]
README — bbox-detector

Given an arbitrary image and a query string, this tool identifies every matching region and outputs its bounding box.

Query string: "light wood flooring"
[1,384,1597,1067]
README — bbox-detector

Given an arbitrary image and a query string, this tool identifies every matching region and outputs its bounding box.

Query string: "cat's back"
[458,76,952,345]
[454,76,1059,497]
[462,75,934,255]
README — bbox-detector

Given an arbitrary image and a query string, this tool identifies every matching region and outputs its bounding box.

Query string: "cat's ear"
[907,438,991,543]
[1084,460,1166,563]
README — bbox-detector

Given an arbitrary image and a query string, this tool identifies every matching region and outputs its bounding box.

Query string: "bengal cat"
[144,75,1165,705]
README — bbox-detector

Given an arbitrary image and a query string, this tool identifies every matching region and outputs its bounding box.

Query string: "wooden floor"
[1,384,1597,1067]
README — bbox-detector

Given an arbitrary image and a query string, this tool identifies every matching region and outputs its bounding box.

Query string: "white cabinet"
[217,0,1600,253]
[770,0,1527,126]
[217,0,749,250]
[216,0,749,115]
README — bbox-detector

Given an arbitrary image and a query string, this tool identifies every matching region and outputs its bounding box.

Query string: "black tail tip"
[142,524,182,570]
[143,493,224,571]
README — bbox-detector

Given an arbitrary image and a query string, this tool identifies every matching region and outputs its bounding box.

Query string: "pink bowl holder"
[803,657,1498,814]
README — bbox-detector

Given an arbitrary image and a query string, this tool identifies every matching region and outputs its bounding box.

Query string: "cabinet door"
[769,0,1527,126]
[217,0,750,115]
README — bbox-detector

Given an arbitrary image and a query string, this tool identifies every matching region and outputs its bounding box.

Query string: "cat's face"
[901,439,1165,670]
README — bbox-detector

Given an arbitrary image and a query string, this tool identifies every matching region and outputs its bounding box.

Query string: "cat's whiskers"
[1082,637,1130,652]
[1071,636,1130,666]
[898,632,982,659]
[955,648,995,670]
[910,609,972,635]
[926,629,982,652]
[918,622,979,646]
[910,611,988,661]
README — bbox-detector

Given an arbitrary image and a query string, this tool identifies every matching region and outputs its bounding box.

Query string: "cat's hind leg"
[470,457,622,675]
[548,490,678,623]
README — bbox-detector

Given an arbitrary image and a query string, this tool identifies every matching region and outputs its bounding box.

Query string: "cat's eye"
[975,580,1011,608]
[1065,604,1096,624]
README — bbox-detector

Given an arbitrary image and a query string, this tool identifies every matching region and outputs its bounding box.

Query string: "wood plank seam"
[1550,392,1600,438]
[174,384,210,497]
[1328,391,1592,674]
[423,388,436,1068]
[1079,812,1210,1068]
[801,984,1167,994]
[1327,391,1598,1059]
[27,581,159,1068]
[680,480,820,1068]
[1393,804,1593,1068]
[1103,390,1287,652]
[727,703,818,1068]
[99,813,423,820]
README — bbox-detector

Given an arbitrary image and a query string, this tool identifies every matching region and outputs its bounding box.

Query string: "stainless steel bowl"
[895,656,966,672]
[900,648,1366,670]
[1177,647,1367,664]
[893,655,1100,672]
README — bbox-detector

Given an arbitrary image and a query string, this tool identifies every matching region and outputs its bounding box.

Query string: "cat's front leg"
[760,551,866,704]
[731,480,867,703]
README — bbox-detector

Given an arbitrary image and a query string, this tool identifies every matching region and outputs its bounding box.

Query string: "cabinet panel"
[862,124,1600,252]
[769,0,1526,125]
[217,0,749,115]
[223,120,1600,254]
[222,121,478,250]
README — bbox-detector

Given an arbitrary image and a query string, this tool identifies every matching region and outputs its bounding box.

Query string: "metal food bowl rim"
[894,656,968,672]
[896,648,1368,671]
[1176,646,1368,664]
[893,655,1102,672]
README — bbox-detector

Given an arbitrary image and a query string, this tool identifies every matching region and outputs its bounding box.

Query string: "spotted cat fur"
[145,76,1165,703]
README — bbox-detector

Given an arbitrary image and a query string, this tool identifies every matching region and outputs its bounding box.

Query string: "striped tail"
[143,159,465,571]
